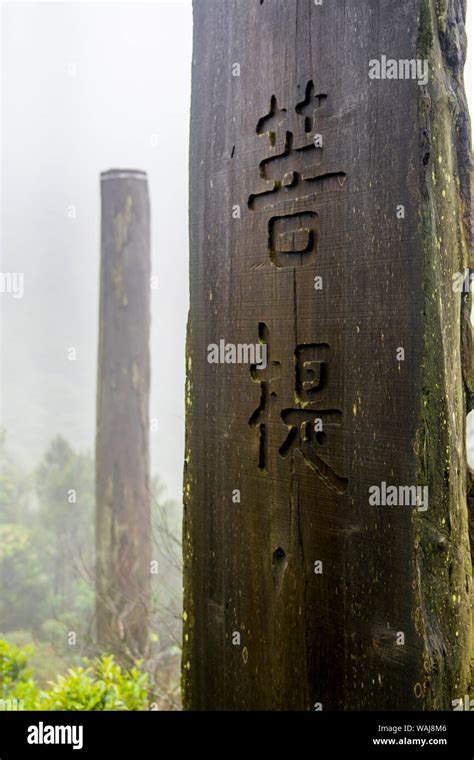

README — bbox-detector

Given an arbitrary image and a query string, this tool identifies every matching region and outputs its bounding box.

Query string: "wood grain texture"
[96,170,151,661]
[183,0,472,709]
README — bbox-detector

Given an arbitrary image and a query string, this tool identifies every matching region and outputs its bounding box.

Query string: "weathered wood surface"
[96,169,151,660]
[183,0,472,709]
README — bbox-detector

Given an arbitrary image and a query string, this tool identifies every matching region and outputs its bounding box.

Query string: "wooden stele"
[183,0,472,709]
[96,169,151,659]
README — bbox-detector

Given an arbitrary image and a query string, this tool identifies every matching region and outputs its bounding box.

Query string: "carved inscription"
[247,84,348,494]
[249,326,347,494]
[248,81,347,269]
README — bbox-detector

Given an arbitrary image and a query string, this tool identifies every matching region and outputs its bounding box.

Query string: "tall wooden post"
[96,169,151,660]
[183,0,472,709]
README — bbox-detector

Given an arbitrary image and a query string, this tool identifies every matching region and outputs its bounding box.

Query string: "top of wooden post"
[100,169,147,182]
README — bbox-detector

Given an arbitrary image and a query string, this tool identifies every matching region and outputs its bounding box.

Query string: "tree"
[0,429,31,525]
[36,436,94,606]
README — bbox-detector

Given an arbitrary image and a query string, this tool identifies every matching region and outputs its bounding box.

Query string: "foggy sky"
[1,0,192,501]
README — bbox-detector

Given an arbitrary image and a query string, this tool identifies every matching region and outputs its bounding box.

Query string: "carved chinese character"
[248,82,347,268]
[248,322,281,471]
[249,332,348,493]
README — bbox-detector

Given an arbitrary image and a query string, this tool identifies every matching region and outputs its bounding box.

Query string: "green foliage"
[4,630,70,687]
[0,434,96,643]
[0,525,49,631]
[39,656,150,711]
[0,640,150,711]
[33,436,96,653]
[0,639,39,708]
[35,436,95,611]
[0,429,32,524]
[36,436,94,536]
[0,433,181,707]
[0,638,32,686]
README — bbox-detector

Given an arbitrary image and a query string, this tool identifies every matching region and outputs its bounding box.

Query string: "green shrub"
[0,639,39,709]
[38,655,150,711]
[0,639,150,711]
[4,629,70,687]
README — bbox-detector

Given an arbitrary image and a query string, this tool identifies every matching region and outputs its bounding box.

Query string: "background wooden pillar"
[183,0,472,709]
[96,169,151,661]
